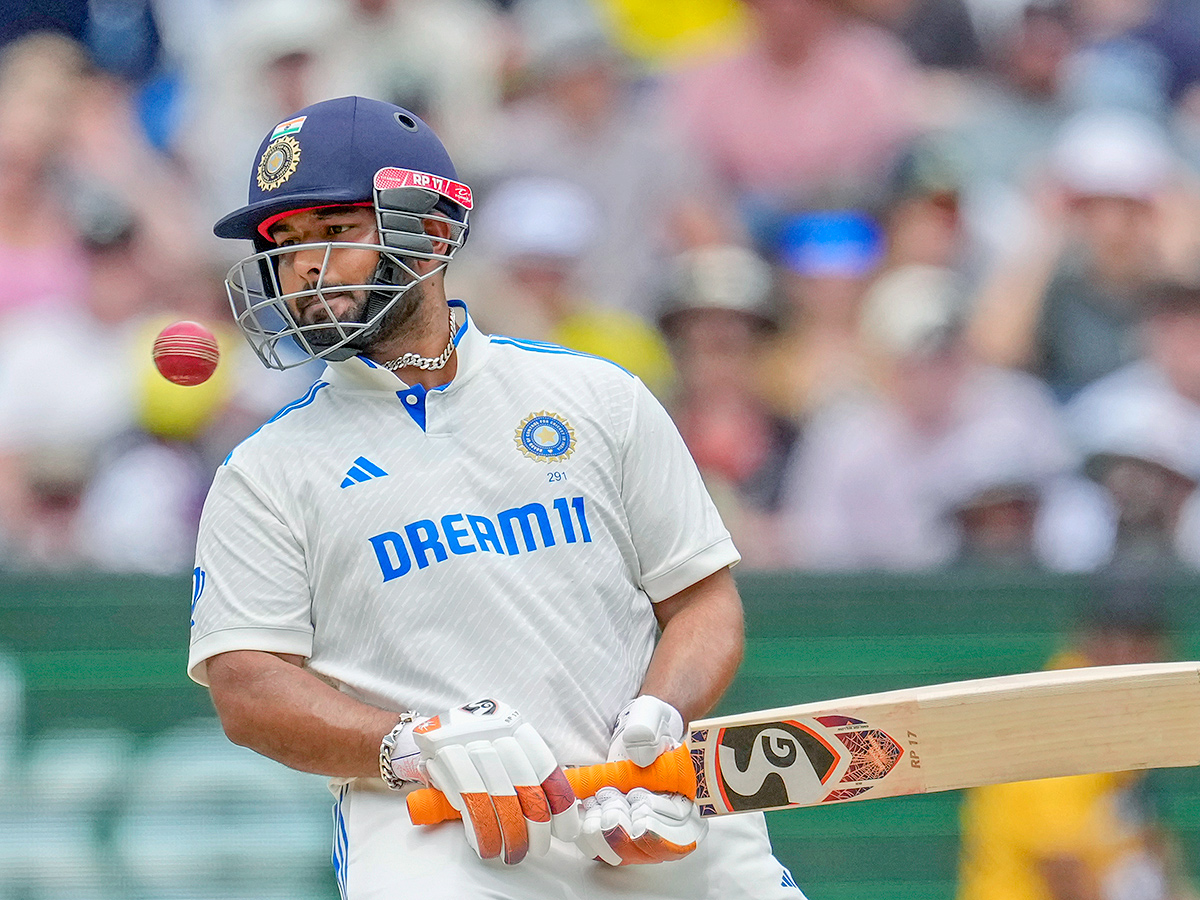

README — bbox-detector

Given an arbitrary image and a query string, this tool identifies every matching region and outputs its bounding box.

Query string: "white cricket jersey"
[188,301,739,765]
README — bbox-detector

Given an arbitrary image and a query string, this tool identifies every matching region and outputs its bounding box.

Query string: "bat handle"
[406,744,697,826]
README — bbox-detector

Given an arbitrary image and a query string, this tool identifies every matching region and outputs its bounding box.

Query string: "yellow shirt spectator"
[958,769,1177,900]
[551,307,675,401]
[590,0,746,68]
[959,652,1195,900]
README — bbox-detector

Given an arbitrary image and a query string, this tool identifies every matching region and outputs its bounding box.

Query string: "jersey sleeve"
[187,462,315,686]
[619,377,740,601]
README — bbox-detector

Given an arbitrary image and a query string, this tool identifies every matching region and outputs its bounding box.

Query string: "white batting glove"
[411,699,581,865]
[611,693,686,766]
[575,695,708,866]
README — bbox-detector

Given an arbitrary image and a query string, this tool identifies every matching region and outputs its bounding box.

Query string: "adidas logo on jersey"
[341,456,389,489]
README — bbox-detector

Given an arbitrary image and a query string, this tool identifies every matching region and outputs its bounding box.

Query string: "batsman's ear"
[377,187,440,255]
[424,216,455,257]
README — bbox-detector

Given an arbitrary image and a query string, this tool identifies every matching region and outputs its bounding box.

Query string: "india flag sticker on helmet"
[271,116,307,139]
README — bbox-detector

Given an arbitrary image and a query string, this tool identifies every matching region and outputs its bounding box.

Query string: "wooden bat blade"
[691,661,1200,817]
[406,662,1200,825]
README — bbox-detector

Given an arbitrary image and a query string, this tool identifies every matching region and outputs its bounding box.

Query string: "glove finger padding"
[577,786,707,866]
[577,788,632,866]
[627,788,706,859]
[422,744,507,860]
[467,741,527,864]
[492,735,551,857]
[512,723,581,842]
[413,699,579,864]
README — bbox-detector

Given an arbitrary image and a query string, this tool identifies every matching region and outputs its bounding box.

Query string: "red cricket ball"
[152,321,220,386]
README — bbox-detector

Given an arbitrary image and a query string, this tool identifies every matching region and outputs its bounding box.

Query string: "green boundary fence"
[2,569,1199,898]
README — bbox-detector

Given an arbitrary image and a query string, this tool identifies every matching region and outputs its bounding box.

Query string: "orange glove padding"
[412,699,580,865]
[576,786,707,865]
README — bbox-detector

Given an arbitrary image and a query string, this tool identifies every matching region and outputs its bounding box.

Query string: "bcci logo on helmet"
[257,135,301,192]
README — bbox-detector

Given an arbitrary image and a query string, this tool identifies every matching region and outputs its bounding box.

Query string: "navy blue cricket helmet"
[216,96,473,370]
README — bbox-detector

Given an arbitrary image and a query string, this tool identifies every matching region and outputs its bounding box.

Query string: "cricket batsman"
[188,95,802,898]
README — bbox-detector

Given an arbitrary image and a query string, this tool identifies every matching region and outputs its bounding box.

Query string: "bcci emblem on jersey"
[516,411,575,461]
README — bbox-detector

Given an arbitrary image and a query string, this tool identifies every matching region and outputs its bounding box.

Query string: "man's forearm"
[642,567,745,724]
[206,649,402,778]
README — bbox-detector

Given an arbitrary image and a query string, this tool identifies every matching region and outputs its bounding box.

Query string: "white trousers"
[333,783,807,899]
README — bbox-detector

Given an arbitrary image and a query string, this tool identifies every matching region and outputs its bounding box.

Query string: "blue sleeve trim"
[223,381,331,465]
[488,335,634,377]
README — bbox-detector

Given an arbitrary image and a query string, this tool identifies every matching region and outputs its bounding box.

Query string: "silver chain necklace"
[380,309,456,372]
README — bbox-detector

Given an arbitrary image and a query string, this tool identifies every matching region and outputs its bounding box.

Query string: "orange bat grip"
[406,744,696,826]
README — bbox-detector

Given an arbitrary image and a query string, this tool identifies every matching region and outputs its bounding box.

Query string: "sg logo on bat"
[696,716,907,816]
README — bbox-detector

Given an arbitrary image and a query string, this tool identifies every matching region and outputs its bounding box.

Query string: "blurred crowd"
[6,0,1200,576]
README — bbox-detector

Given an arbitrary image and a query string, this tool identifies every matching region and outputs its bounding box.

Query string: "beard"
[297,276,425,353]
[368,278,426,348]
[297,287,369,351]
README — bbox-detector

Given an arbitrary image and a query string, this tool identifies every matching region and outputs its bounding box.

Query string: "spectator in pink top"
[0,33,91,321]
[663,0,922,238]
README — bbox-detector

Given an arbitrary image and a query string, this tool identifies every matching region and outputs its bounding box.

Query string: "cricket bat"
[406,662,1200,825]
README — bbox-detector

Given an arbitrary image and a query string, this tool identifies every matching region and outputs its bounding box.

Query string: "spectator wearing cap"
[460,175,674,396]
[657,244,798,568]
[460,174,602,337]
[880,134,987,286]
[969,108,1181,400]
[758,209,887,420]
[777,263,1076,570]
[1039,281,1200,572]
